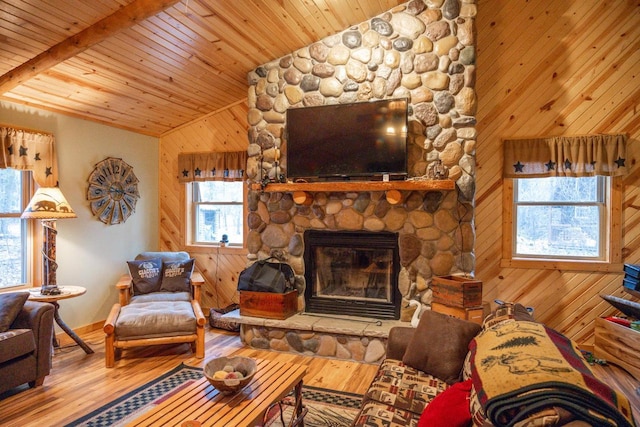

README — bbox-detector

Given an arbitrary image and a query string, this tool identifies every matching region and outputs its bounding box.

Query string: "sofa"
[0,292,55,395]
[351,304,637,427]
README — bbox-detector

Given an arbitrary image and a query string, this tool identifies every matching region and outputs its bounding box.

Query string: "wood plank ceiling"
[0,0,404,136]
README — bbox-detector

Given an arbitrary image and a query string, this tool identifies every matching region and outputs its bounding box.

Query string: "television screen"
[285,98,408,181]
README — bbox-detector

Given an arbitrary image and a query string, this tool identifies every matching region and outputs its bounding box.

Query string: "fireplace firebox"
[303,230,401,320]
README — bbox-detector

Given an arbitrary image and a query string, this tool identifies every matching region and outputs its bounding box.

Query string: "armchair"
[103,252,206,368]
[0,299,55,394]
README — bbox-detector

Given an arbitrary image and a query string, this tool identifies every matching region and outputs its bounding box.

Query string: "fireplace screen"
[314,246,392,302]
[303,230,401,319]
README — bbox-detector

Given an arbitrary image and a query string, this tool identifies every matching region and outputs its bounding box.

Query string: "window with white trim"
[501,134,625,271]
[513,176,607,260]
[189,181,244,246]
[502,175,621,271]
[0,169,34,289]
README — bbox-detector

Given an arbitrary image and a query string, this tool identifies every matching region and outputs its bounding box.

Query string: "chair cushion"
[352,401,421,427]
[130,292,191,304]
[115,301,196,340]
[363,359,449,415]
[0,292,29,332]
[0,329,36,363]
[160,258,195,292]
[127,258,163,295]
[136,251,190,263]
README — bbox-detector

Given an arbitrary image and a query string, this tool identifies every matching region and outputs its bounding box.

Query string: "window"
[515,176,606,259]
[503,176,622,271]
[0,169,34,289]
[188,181,244,246]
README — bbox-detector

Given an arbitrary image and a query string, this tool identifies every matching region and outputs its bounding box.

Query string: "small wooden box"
[594,317,640,381]
[431,302,487,325]
[432,275,482,308]
[239,290,298,320]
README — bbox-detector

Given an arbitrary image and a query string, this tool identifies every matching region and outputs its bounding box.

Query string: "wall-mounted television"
[285,98,408,181]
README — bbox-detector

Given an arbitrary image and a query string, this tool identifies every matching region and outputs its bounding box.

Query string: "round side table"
[28,286,94,354]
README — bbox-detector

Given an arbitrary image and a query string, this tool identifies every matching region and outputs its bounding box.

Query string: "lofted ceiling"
[0,0,405,137]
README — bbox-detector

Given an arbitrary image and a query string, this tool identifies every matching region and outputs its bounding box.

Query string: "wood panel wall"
[475,0,640,345]
[159,102,250,310]
[159,0,640,345]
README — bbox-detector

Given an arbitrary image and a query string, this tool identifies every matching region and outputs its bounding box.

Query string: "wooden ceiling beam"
[0,0,182,94]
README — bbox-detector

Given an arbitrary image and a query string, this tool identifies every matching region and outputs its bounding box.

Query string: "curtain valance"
[0,126,58,186]
[178,151,247,182]
[503,134,627,178]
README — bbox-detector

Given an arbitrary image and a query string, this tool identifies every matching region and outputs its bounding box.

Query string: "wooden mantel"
[249,180,455,193]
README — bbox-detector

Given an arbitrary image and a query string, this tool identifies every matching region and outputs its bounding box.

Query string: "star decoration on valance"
[504,134,627,178]
[1,127,58,187]
[177,151,247,183]
[513,161,524,172]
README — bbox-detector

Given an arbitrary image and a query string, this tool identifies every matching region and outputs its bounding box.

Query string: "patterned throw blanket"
[469,320,636,427]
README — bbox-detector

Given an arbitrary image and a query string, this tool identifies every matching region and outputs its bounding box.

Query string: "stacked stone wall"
[241,325,387,364]
[245,0,477,321]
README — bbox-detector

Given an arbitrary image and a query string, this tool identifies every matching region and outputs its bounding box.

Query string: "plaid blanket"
[469,320,636,427]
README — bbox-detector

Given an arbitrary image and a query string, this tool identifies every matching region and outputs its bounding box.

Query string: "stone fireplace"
[243,0,477,325]
[232,0,478,364]
[303,230,401,320]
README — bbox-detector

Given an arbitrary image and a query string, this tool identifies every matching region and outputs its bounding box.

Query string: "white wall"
[1,100,159,331]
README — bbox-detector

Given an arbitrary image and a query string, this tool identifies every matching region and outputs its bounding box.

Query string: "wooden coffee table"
[127,359,307,427]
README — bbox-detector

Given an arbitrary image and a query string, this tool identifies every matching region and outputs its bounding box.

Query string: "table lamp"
[21,187,77,295]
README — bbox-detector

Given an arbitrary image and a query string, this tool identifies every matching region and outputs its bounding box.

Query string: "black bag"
[237,258,295,293]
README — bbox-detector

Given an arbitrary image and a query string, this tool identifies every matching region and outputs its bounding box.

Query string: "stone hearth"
[223,310,407,364]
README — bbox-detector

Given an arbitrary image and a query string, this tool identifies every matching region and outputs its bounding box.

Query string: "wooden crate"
[594,317,640,381]
[431,302,488,325]
[432,275,482,308]
[240,290,298,320]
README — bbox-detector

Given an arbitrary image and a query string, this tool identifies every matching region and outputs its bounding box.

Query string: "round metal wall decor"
[87,157,140,225]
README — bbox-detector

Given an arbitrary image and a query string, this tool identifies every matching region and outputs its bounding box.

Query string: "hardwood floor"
[0,327,638,426]
[0,328,379,426]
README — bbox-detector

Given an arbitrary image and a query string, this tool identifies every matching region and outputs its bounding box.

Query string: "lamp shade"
[21,187,77,219]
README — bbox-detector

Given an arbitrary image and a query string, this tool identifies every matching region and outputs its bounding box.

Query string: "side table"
[28,286,94,354]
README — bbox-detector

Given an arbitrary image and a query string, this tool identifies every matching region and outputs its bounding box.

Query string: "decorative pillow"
[402,310,481,384]
[127,258,163,295]
[160,258,195,292]
[0,292,29,332]
[417,379,472,427]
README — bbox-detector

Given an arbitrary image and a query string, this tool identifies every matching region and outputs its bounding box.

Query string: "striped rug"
[66,363,362,427]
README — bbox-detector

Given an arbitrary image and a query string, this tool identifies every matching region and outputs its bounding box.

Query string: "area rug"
[261,385,363,427]
[65,363,363,427]
[65,363,204,427]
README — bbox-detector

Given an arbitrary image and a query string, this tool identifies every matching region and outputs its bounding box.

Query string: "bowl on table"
[203,356,257,395]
